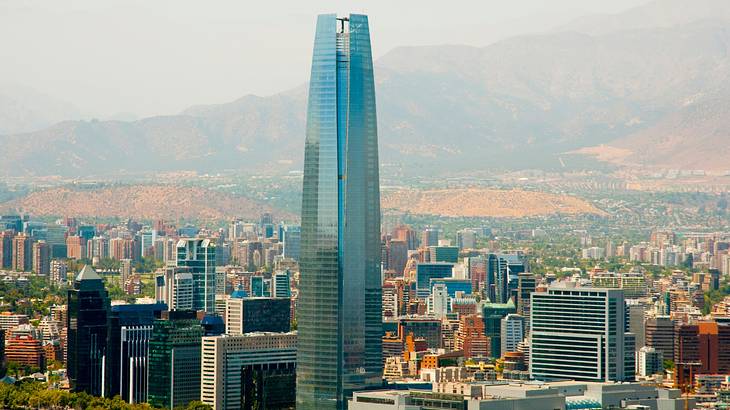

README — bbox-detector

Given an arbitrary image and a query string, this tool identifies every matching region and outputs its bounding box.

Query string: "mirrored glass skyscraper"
[296,13,382,410]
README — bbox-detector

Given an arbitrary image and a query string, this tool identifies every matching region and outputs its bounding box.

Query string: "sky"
[0,0,648,119]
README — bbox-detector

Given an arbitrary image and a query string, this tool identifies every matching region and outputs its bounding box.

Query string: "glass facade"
[147,311,203,409]
[67,266,110,397]
[297,13,382,410]
[176,238,216,313]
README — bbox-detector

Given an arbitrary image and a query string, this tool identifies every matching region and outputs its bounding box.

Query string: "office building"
[201,332,297,410]
[644,316,675,361]
[0,230,13,268]
[637,346,663,377]
[501,314,526,355]
[67,265,111,396]
[429,278,471,298]
[422,228,439,248]
[483,300,516,359]
[674,321,730,387]
[415,263,454,298]
[155,266,194,311]
[107,303,165,403]
[516,272,536,323]
[397,317,442,350]
[385,240,408,276]
[392,225,417,250]
[226,297,291,335]
[176,238,216,313]
[297,13,382,408]
[272,271,291,298]
[530,285,635,382]
[427,284,449,319]
[148,310,204,409]
[430,246,459,263]
[282,225,301,261]
[456,229,476,250]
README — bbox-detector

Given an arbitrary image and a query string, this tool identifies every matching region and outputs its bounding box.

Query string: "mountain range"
[2,0,730,177]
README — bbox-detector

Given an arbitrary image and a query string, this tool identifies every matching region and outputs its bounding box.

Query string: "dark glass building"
[297,13,382,409]
[67,265,111,396]
[416,263,454,298]
[108,302,166,403]
[147,310,203,409]
[482,300,516,359]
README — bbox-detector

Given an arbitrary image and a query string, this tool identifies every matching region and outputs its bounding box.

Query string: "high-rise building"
[392,225,417,250]
[176,238,216,313]
[645,316,675,362]
[483,300,517,359]
[530,285,635,382]
[32,240,50,275]
[12,233,32,271]
[422,228,439,248]
[67,265,111,396]
[272,271,291,298]
[501,314,526,355]
[516,272,536,324]
[107,303,165,403]
[427,283,449,319]
[455,315,489,359]
[66,235,87,260]
[50,259,68,286]
[200,332,297,410]
[226,297,291,335]
[415,263,454,298]
[456,229,476,250]
[429,246,459,263]
[297,14,382,409]
[386,239,408,276]
[282,225,301,261]
[147,310,203,409]
[155,266,194,311]
[674,321,730,387]
[0,230,13,268]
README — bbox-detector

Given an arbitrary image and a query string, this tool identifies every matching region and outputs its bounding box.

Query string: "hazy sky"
[0,0,647,119]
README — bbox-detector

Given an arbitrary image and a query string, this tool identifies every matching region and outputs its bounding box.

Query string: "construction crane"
[676,360,701,410]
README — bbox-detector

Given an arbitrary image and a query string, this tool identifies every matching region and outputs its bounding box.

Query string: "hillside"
[0,185,293,221]
[382,188,604,218]
[2,0,730,175]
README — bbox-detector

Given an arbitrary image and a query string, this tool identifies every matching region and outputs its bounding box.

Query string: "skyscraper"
[176,238,216,313]
[67,265,111,396]
[297,13,382,409]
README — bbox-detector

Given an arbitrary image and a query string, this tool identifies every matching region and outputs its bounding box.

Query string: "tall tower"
[297,13,382,409]
[67,265,111,396]
[175,238,216,314]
